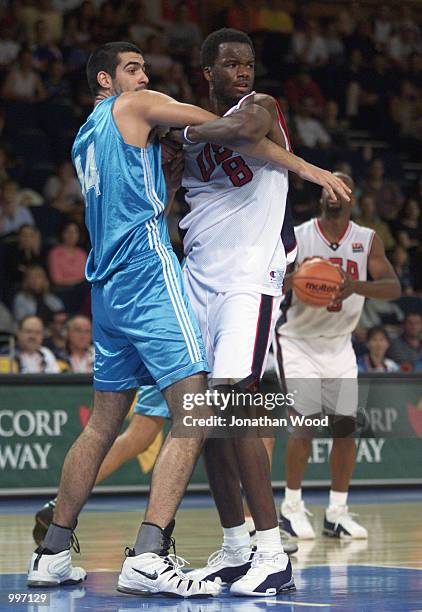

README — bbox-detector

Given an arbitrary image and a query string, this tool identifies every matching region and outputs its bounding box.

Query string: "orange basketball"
[293,257,343,307]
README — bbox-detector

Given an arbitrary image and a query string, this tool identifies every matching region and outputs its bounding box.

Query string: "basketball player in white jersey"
[169,28,347,596]
[275,173,400,539]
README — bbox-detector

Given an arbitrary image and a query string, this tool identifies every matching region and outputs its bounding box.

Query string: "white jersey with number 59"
[180,92,297,297]
[279,218,375,338]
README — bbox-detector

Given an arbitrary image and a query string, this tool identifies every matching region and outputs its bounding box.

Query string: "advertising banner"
[0,374,421,494]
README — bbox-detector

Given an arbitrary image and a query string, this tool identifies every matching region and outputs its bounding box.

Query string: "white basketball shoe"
[118,549,221,598]
[280,500,316,539]
[27,549,86,587]
[323,505,368,539]
[230,551,295,596]
[187,546,253,584]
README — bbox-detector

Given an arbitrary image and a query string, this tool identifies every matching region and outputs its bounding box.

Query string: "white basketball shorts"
[274,333,358,417]
[184,268,281,386]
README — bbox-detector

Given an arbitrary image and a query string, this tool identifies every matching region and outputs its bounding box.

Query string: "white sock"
[328,490,348,508]
[256,526,283,554]
[244,515,255,533]
[223,523,250,550]
[284,487,302,506]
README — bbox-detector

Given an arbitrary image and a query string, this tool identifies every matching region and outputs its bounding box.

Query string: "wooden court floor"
[0,491,421,610]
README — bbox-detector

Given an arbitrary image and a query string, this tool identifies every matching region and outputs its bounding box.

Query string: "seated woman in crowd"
[357,326,399,373]
[47,220,89,313]
[12,264,64,324]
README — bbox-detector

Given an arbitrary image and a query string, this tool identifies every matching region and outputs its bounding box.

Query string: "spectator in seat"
[284,68,325,115]
[388,22,422,69]
[144,35,173,78]
[288,173,317,224]
[2,48,46,103]
[0,24,21,70]
[44,161,84,217]
[166,61,193,103]
[394,199,421,273]
[47,221,89,314]
[5,224,46,288]
[291,19,328,68]
[13,264,64,324]
[128,3,161,48]
[390,244,414,295]
[48,221,87,287]
[355,194,395,252]
[0,180,35,237]
[31,20,62,74]
[2,315,60,373]
[388,312,422,371]
[44,59,72,103]
[65,315,93,373]
[357,326,399,373]
[293,97,331,149]
[373,4,394,51]
[359,158,403,222]
[44,309,68,361]
[164,2,201,65]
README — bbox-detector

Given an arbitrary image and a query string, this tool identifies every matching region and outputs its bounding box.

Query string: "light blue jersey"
[71,95,208,392]
[72,96,170,283]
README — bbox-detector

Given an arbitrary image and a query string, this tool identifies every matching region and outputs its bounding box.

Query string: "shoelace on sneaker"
[331,507,360,529]
[285,501,313,517]
[206,547,251,568]
[163,553,191,579]
[249,551,286,573]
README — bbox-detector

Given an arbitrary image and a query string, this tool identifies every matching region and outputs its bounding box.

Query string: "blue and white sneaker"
[118,550,221,598]
[280,500,315,540]
[187,546,252,584]
[323,505,368,539]
[27,549,86,587]
[230,551,295,597]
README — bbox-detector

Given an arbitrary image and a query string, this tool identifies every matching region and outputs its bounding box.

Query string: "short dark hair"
[200,28,254,69]
[86,42,142,95]
[367,326,390,343]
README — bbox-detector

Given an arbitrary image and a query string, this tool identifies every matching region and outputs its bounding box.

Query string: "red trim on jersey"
[368,229,376,254]
[315,219,352,247]
[251,295,274,381]
[274,98,293,152]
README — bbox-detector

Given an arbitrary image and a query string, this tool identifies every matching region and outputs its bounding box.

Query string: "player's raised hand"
[298,162,351,202]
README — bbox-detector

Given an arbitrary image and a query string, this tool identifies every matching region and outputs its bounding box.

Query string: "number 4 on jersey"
[75,142,101,199]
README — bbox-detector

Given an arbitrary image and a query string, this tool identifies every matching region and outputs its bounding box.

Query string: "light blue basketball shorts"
[91,248,209,392]
[133,385,170,419]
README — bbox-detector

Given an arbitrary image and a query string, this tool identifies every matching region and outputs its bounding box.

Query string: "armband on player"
[183,126,196,145]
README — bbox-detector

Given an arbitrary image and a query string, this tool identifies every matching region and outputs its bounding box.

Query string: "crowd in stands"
[0,0,421,374]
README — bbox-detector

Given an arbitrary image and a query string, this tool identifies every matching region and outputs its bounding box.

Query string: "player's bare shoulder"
[114,90,171,117]
[240,92,277,115]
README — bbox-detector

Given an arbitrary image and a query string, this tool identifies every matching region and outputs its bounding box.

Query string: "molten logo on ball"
[305,282,337,293]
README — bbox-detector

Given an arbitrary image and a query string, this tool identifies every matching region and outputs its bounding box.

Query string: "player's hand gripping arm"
[333,234,401,303]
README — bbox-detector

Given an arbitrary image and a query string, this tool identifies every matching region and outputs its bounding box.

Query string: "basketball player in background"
[274,173,400,539]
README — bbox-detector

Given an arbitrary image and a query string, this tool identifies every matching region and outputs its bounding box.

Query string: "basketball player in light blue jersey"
[26,41,321,599]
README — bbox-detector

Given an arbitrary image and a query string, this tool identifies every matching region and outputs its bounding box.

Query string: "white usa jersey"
[180,92,297,297]
[279,218,375,338]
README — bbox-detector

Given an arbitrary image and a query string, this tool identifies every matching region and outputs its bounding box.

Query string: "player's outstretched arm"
[333,234,401,303]
[127,90,218,127]
[130,91,351,203]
